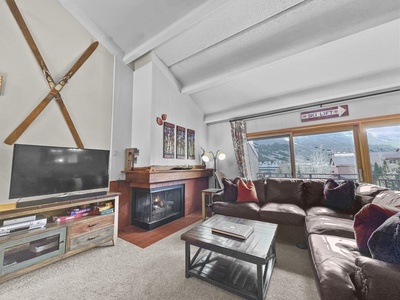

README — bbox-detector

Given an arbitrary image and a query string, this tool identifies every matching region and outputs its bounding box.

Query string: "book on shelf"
[52,212,91,222]
[96,202,113,211]
[68,207,93,216]
[211,221,254,240]
[93,202,113,215]
[95,208,114,215]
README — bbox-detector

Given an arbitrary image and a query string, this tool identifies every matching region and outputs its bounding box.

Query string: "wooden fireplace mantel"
[125,165,213,188]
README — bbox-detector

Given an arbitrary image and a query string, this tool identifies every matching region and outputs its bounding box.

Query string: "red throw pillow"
[353,203,398,253]
[236,179,259,203]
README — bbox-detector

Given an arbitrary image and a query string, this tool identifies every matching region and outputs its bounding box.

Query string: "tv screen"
[9,144,110,200]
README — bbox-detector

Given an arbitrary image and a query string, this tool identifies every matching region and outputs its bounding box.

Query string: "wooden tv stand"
[0,193,119,283]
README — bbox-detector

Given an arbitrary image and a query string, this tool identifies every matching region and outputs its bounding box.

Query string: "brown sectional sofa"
[211,178,400,300]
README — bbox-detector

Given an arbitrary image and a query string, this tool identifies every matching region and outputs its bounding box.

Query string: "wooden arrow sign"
[300,105,349,122]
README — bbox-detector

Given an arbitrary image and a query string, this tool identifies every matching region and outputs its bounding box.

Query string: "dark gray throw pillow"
[368,212,400,265]
[323,179,355,212]
[222,177,241,202]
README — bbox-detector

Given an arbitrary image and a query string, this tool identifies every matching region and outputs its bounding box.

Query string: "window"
[294,131,357,180]
[250,135,291,179]
[365,125,400,190]
[247,114,399,190]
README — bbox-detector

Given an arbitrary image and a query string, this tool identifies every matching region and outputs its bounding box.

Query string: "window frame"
[247,114,400,183]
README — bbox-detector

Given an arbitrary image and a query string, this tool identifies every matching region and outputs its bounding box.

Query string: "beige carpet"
[0,223,319,300]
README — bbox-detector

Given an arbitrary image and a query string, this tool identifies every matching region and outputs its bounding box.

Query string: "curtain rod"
[229,86,400,123]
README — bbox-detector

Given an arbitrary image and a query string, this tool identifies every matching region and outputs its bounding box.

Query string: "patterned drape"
[230,120,250,178]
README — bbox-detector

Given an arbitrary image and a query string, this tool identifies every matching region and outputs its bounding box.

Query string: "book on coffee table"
[212,221,254,240]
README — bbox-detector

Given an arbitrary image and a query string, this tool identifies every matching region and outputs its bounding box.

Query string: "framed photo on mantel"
[176,126,186,159]
[187,129,195,160]
[163,122,175,158]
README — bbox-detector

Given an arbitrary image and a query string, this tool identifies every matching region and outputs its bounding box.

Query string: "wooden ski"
[4,42,99,146]
[6,0,53,87]
[5,0,98,148]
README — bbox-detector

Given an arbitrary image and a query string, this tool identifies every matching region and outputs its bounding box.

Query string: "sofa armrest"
[354,256,400,300]
[212,190,225,202]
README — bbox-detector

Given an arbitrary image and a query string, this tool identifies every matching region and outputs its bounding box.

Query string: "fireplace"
[131,184,184,230]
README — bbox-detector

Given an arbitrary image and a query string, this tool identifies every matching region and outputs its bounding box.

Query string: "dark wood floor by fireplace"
[118,211,202,248]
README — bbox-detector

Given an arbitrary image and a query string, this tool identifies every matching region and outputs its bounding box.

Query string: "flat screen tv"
[9,144,110,202]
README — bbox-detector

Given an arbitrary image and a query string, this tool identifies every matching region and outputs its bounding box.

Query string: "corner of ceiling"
[58,0,125,60]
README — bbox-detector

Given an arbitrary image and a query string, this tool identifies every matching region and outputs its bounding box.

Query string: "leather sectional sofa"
[211,178,400,300]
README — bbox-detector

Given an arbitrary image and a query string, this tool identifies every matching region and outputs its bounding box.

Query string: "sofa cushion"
[354,256,400,300]
[221,177,241,202]
[353,203,398,253]
[265,178,305,207]
[353,183,388,212]
[236,179,259,203]
[305,215,355,238]
[211,202,260,220]
[368,212,400,265]
[302,179,325,208]
[259,203,306,226]
[323,179,356,212]
[253,179,266,205]
[308,234,360,300]
[372,190,400,208]
[306,206,354,220]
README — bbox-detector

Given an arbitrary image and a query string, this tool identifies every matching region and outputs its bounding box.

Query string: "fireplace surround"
[131,184,184,230]
[110,166,213,229]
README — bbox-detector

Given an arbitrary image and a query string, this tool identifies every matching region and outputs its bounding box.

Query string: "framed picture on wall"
[187,129,195,160]
[176,126,186,159]
[163,122,175,158]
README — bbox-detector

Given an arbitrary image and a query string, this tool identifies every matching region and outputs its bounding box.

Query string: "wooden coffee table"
[181,214,277,300]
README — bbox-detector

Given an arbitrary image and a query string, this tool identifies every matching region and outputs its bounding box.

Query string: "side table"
[201,188,221,221]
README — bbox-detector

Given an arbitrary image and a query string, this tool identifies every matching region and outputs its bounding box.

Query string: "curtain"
[230,120,251,178]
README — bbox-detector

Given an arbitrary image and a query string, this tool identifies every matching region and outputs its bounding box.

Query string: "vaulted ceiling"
[59,0,400,123]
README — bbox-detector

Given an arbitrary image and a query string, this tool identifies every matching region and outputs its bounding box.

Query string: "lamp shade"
[201,152,211,162]
[217,151,226,160]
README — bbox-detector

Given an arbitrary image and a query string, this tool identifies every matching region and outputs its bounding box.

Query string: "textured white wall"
[0,0,114,202]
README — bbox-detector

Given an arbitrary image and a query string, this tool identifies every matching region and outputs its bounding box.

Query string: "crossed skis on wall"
[5,0,99,149]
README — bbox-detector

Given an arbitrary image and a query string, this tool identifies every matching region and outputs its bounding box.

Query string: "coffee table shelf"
[181,215,277,300]
[188,248,275,300]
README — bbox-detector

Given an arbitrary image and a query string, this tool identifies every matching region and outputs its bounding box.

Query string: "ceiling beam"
[122,0,231,65]
[152,53,182,92]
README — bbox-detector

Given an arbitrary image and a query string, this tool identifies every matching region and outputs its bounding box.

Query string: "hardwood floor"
[118,211,202,248]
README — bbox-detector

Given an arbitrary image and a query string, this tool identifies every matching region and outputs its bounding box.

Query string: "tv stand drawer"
[69,214,114,237]
[69,225,114,251]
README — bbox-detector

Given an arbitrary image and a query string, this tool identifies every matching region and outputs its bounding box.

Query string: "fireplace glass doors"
[131,184,184,230]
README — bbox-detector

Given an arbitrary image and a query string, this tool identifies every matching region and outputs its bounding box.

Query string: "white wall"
[132,55,208,167]
[246,91,400,133]
[109,57,134,180]
[208,91,400,179]
[132,62,153,166]
[0,0,114,202]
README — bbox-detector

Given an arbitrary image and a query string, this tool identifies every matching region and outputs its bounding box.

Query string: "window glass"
[294,131,357,180]
[249,135,292,179]
[366,125,400,190]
